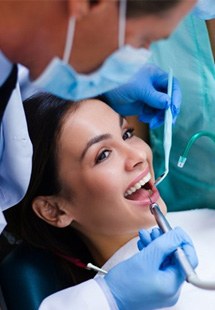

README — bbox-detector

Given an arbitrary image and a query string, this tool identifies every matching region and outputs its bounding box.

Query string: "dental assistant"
[0,0,196,309]
[149,0,215,211]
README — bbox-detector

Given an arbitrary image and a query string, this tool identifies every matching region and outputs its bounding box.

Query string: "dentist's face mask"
[33,0,151,100]
[192,0,215,20]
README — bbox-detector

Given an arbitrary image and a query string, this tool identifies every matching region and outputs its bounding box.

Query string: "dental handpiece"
[150,202,215,290]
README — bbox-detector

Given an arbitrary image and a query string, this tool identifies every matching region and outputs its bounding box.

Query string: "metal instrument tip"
[148,195,155,215]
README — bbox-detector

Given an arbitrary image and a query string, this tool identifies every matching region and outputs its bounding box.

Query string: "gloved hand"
[104,227,198,310]
[137,227,163,249]
[103,64,181,128]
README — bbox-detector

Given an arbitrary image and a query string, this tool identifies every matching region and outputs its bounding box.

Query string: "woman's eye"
[95,150,111,164]
[123,128,134,140]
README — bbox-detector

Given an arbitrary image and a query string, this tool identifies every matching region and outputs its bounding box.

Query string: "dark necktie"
[0,64,18,123]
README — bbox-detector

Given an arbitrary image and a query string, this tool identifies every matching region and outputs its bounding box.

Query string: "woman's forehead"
[58,99,120,148]
[65,99,119,129]
[55,100,122,175]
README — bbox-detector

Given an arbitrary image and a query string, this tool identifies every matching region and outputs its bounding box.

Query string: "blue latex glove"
[104,227,198,310]
[104,64,181,128]
[137,227,163,249]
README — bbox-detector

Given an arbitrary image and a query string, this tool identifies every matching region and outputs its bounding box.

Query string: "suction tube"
[178,131,215,168]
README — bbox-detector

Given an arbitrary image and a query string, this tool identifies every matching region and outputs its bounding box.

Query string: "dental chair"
[0,242,70,310]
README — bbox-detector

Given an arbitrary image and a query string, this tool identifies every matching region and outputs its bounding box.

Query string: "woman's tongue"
[127,187,150,201]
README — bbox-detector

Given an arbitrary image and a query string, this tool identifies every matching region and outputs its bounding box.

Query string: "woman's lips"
[126,169,150,192]
[125,171,151,197]
[125,181,160,206]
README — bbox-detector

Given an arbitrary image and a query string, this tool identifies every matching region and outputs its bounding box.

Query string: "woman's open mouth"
[124,172,158,202]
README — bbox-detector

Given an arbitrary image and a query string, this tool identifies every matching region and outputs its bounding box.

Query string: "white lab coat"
[0,52,32,233]
[39,278,117,310]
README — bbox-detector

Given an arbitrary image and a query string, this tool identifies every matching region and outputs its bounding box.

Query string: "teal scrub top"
[150,14,215,212]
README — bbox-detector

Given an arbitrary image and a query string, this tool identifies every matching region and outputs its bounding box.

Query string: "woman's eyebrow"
[81,134,111,160]
[81,115,123,160]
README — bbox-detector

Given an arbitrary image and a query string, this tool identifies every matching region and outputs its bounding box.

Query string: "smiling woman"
[2,93,200,310]
[6,92,166,281]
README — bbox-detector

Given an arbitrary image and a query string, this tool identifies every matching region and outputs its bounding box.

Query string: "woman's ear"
[32,196,74,228]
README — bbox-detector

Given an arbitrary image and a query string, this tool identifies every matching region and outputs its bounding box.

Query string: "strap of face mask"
[118,0,127,48]
[63,16,76,64]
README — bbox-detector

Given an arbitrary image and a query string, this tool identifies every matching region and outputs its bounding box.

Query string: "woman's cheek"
[138,140,153,163]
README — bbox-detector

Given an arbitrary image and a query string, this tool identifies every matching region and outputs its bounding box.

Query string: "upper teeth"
[124,172,151,197]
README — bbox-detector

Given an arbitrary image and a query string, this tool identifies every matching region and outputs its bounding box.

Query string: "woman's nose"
[124,146,147,171]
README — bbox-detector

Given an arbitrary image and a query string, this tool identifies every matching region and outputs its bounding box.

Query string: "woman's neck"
[82,232,138,267]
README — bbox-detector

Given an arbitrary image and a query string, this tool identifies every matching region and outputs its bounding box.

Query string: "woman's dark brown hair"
[6,93,96,284]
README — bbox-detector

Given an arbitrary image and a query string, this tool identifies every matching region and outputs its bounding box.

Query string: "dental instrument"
[150,201,215,290]
[177,131,215,168]
[154,68,173,186]
[55,251,107,275]
[87,263,108,275]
